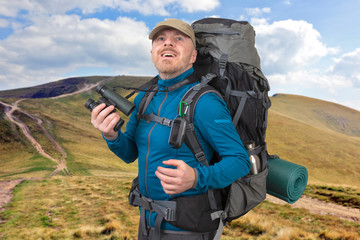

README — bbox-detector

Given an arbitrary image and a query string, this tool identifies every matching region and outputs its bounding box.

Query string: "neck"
[157,68,194,87]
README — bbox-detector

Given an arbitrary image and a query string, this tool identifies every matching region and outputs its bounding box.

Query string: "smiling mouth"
[161,52,177,58]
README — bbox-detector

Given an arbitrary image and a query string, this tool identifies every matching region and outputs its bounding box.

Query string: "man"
[90,19,250,240]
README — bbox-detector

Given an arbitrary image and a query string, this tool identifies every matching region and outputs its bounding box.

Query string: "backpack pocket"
[169,190,222,232]
[227,165,268,220]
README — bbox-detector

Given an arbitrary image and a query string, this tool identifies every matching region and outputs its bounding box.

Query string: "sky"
[0,0,359,111]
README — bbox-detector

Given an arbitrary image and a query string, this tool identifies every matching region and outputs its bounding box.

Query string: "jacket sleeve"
[191,93,250,191]
[103,92,144,163]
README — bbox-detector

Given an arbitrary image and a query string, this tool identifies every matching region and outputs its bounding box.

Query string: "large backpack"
[185,18,271,237]
[127,18,271,240]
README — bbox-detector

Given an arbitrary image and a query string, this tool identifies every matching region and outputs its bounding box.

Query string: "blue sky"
[0,0,359,111]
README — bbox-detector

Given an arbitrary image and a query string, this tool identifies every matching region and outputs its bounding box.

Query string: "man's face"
[151,28,197,79]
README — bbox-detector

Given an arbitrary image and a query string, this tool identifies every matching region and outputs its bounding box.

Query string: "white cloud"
[0,15,153,90]
[0,0,220,90]
[253,19,339,75]
[330,48,360,88]
[179,0,220,13]
[250,18,359,111]
[245,7,271,17]
[283,0,292,5]
[0,0,219,17]
[0,18,9,28]
[269,70,351,91]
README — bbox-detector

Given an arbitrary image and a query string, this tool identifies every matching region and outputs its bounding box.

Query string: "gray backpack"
[179,18,272,237]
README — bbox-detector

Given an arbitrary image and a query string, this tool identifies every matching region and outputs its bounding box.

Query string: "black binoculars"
[85,84,135,132]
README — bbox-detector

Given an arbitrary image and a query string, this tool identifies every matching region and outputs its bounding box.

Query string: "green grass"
[1,177,359,240]
[304,185,360,209]
[270,94,360,137]
[267,108,360,187]
[0,176,140,240]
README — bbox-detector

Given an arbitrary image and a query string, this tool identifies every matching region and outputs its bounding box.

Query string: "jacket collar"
[157,68,194,89]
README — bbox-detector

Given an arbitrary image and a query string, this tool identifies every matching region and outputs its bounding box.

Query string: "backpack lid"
[192,18,262,70]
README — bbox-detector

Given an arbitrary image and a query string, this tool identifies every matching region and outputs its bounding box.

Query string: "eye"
[176,36,183,41]
[157,36,164,41]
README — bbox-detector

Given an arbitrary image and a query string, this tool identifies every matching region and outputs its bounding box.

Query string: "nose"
[164,37,174,46]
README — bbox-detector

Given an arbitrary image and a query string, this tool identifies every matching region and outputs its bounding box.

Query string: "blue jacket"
[105,68,250,231]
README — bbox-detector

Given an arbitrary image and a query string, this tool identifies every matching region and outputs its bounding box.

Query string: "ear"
[150,49,154,63]
[190,49,197,64]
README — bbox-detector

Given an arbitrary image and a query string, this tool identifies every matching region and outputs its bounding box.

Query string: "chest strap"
[139,113,173,127]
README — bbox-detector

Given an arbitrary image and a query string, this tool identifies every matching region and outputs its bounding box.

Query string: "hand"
[155,159,196,195]
[91,103,120,140]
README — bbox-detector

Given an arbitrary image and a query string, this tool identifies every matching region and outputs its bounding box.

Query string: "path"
[0,99,70,176]
[266,194,360,223]
[0,79,109,176]
[0,79,116,225]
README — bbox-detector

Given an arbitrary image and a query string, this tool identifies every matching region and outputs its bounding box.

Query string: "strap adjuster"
[161,118,172,127]
[164,207,176,221]
[151,201,177,221]
[195,152,206,163]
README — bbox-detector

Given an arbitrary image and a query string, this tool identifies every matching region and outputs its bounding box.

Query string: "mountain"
[0,76,110,99]
[270,93,360,138]
[0,76,359,187]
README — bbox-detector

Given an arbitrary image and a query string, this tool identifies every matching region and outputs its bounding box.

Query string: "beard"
[154,59,191,79]
[152,47,195,79]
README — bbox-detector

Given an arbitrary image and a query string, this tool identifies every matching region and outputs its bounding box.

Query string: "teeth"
[163,53,175,57]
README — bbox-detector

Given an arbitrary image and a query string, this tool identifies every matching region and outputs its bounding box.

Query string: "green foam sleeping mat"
[266,157,308,204]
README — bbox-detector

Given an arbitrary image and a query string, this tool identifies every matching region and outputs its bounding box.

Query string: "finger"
[91,103,106,120]
[157,166,179,177]
[92,105,116,128]
[155,170,179,185]
[102,113,120,132]
[162,159,184,168]
[97,105,116,122]
[158,178,179,195]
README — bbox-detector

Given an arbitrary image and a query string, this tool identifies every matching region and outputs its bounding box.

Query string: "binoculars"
[85,84,135,131]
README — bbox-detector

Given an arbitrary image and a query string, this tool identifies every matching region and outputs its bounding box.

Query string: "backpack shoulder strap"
[180,73,224,212]
[137,77,159,120]
[179,73,223,166]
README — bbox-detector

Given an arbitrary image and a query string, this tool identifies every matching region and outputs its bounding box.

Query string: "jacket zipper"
[144,89,168,229]
[144,89,168,198]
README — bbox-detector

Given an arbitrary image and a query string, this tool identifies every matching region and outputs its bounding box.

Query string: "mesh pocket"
[227,166,268,220]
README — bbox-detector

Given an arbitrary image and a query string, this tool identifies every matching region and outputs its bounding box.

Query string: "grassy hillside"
[4,87,358,187]
[270,94,360,137]
[1,78,360,239]
[0,76,151,179]
[267,94,360,186]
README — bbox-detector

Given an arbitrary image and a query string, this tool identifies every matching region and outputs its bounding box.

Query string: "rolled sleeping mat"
[266,157,308,204]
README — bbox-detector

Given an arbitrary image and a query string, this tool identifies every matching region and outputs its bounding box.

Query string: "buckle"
[164,208,176,221]
[151,201,177,222]
[195,152,206,162]
[219,54,228,69]
[161,118,172,127]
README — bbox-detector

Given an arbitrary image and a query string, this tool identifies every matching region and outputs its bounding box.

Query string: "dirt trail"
[266,194,360,223]
[0,80,116,224]
[1,99,69,175]
[0,79,108,177]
